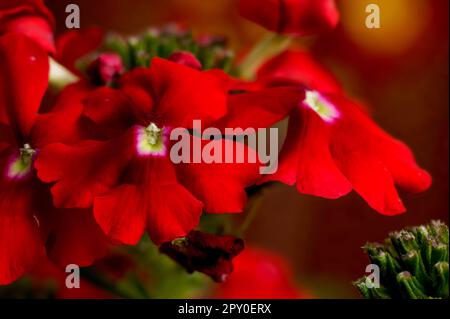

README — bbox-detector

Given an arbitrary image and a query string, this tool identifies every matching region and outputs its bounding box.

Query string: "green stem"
[237,193,265,236]
[238,33,292,81]
[80,268,142,299]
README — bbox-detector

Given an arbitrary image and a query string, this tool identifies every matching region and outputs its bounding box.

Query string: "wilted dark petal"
[160,231,245,282]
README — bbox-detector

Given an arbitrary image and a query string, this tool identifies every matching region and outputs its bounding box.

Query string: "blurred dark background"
[46,0,449,298]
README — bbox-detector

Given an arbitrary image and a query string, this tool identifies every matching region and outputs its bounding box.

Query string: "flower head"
[35,57,261,246]
[259,51,431,215]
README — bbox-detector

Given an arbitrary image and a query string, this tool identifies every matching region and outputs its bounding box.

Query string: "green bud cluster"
[103,25,235,73]
[354,220,449,299]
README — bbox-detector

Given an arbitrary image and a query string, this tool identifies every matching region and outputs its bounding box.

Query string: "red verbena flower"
[239,0,340,36]
[0,0,55,53]
[35,58,262,246]
[259,51,432,215]
[0,34,109,285]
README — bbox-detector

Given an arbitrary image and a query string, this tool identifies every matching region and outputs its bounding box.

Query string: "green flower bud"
[355,221,449,299]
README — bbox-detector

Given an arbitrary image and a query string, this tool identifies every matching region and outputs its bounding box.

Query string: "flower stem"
[237,192,265,236]
[238,33,292,81]
[80,268,139,299]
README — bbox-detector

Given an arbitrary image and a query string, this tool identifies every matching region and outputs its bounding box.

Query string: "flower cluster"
[0,0,431,287]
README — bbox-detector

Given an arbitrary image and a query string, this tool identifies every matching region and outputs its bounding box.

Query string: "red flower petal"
[146,177,203,245]
[141,156,203,245]
[0,123,14,152]
[239,0,339,36]
[214,87,304,130]
[2,16,54,54]
[94,157,203,245]
[256,49,430,215]
[328,95,430,215]
[82,86,136,138]
[0,33,49,141]
[36,127,203,245]
[0,0,54,26]
[264,107,352,199]
[257,50,342,93]
[32,81,94,146]
[0,0,55,53]
[94,184,147,245]
[41,208,110,268]
[175,135,261,213]
[117,67,155,125]
[35,129,136,208]
[148,58,230,128]
[0,178,44,285]
[333,97,432,194]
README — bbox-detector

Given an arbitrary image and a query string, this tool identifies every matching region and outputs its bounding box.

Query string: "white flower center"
[145,123,162,146]
[136,123,167,157]
[303,90,340,123]
[7,144,36,179]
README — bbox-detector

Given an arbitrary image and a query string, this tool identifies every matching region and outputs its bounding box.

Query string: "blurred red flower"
[0,0,55,53]
[213,247,307,299]
[239,0,339,36]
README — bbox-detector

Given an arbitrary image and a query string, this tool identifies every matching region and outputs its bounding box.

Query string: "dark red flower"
[213,247,306,299]
[160,231,244,282]
[0,34,109,285]
[259,51,432,215]
[239,0,339,36]
[0,0,55,53]
[35,58,262,246]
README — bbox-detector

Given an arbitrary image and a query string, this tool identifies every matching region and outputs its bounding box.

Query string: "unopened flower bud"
[87,53,124,86]
[168,51,202,70]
